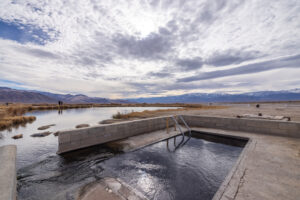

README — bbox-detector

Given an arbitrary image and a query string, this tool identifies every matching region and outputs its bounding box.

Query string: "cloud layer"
[0,0,300,98]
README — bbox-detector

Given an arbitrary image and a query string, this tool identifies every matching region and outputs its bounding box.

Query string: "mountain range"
[127,89,300,103]
[0,87,129,104]
[1,87,300,104]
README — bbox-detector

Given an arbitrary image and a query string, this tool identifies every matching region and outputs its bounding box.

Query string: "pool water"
[17,131,247,200]
[101,132,247,200]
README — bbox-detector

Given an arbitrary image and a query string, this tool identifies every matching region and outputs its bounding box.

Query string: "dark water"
[0,107,176,168]
[17,131,246,200]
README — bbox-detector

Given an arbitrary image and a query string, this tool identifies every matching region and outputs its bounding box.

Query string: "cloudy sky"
[0,0,300,98]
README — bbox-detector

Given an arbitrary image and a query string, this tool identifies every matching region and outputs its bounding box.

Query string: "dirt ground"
[136,102,300,122]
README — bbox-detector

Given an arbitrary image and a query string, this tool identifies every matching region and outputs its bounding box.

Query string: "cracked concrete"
[195,128,300,200]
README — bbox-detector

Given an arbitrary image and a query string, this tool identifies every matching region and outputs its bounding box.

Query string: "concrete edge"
[0,145,17,200]
[57,116,177,154]
[212,138,254,200]
[190,126,250,141]
[58,115,175,135]
[183,114,300,138]
[57,114,299,155]
[58,114,300,138]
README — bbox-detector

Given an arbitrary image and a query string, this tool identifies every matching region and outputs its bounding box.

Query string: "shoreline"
[0,103,222,132]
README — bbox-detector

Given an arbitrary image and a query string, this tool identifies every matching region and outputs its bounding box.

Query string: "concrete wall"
[58,115,300,154]
[0,145,17,200]
[182,115,300,138]
[58,116,174,154]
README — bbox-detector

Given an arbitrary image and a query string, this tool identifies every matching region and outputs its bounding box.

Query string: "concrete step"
[106,128,186,152]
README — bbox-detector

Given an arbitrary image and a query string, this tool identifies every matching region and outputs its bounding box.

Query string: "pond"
[0,107,177,168]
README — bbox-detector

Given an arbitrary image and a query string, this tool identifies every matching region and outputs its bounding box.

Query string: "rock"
[76,124,90,128]
[12,134,23,139]
[31,131,52,137]
[53,131,60,136]
[37,124,55,130]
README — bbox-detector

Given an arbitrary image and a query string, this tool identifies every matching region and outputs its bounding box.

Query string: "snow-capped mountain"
[128,89,300,103]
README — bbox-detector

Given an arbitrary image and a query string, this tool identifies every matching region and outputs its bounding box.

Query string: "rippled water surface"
[0,107,176,168]
[17,131,246,200]
[101,132,246,200]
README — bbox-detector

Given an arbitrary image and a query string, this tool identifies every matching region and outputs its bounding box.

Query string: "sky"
[0,0,300,99]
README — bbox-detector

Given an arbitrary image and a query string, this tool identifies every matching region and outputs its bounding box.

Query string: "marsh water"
[17,132,246,200]
[0,106,177,168]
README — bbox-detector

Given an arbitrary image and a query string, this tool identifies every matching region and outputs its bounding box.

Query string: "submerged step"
[106,128,183,152]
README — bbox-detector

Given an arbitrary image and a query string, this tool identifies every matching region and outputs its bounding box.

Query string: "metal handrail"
[178,115,192,136]
[170,116,184,137]
[166,115,192,152]
[166,136,183,152]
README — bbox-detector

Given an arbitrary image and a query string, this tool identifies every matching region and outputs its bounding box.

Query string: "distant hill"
[0,87,130,104]
[38,91,112,104]
[127,89,300,103]
[2,87,300,104]
[0,87,57,103]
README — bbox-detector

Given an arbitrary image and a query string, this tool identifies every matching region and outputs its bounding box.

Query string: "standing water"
[0,106,177,168]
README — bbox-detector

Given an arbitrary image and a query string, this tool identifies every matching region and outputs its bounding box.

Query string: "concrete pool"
[1,115,300,200]
[16,131,247,200]
[99,131,247,200]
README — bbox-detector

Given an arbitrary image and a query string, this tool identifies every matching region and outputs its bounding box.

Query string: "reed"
[0,104,36,131]
[0,116,36,131]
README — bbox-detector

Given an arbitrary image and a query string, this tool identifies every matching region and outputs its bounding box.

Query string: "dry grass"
[0,103,221,115]
[0,104,37,131]
[0,116,36,131]
[0,104,99,121]
[112,105,226,119]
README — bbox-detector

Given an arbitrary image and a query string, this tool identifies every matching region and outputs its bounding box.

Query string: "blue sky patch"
[0,79,26,90]
[0,20,55,45]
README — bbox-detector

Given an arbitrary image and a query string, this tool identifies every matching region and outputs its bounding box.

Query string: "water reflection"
[0,107,177,169]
